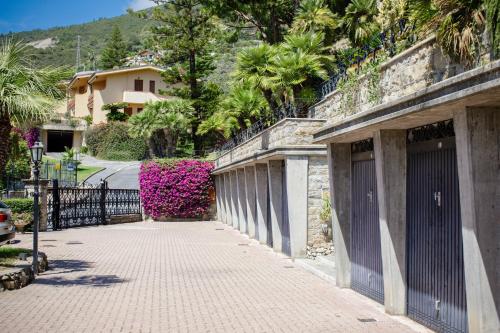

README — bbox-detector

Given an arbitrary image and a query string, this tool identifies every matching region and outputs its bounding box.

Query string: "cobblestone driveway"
[0,222,429,333]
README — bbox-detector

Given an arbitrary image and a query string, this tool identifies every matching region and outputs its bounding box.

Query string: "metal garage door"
[350,140,384,304]
[406,121,468,333]
[281,160,291,256]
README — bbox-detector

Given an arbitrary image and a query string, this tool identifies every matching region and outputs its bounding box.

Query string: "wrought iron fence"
[48,180,141,229]
[213,103,298,156]
[40,160,78,187]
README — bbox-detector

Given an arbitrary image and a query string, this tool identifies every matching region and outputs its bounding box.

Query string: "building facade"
[41,65,171,152]
[213,36,499,333]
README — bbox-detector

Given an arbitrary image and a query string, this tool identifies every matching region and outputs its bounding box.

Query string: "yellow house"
[41,65,171,152]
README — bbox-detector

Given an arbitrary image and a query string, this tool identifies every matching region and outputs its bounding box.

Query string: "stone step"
[316,254,335,266]
[294,258,336,285]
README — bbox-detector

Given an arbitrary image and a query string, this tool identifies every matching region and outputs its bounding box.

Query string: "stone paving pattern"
[0,222,428,333]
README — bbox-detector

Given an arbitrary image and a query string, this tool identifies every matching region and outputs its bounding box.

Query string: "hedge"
[139,159,214,219]
[85,122,148,161]
[2,198,34,213]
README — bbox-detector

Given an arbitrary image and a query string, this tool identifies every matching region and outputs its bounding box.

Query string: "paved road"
[1,222,429,333]
[105,163,140,189]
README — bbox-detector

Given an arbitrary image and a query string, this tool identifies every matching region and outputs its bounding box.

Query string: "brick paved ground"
[0,222,430,333]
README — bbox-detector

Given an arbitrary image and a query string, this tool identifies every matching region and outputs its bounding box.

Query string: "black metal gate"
[406,121,468,333]
[48,180,141,229]
[350,139,384,304]
[281,160,291,256]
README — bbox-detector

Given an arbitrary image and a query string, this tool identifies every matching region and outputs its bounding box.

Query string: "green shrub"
[3,198,34,213]
[84,122,148,161]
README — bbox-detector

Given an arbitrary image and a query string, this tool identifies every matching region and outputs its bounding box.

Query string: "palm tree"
[234,43,278,110]
[343,0,380,46]
[410,0,486,66]
[128,99,193,157]
[291,0,338,33]
[0,39,68,177]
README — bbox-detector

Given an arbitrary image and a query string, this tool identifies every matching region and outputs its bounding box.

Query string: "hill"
[2,12,153,69]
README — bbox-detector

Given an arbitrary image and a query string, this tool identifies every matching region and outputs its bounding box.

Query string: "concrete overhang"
[312,60,500,144]
[41,122,87,132]
[122,91,167,104]
[212,145,327,175]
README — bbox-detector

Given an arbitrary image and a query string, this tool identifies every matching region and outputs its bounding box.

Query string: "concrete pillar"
[328,143,352,288]
[219,175,227,223]
[254,163,268,244]
[223,173,231,225]
[229,170,239,229]
[285,156,309,258]
[374,130,407,315]
[236,169,247,233]
[454,107,500,333]
[215,176,222,222]
[244,166,257,238]
[267,160,283,252]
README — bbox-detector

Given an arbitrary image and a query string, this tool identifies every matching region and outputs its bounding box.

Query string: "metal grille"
[406,139,468,333]
[407,120,455,144]
[350,156,384,304]
[48,181,141,229]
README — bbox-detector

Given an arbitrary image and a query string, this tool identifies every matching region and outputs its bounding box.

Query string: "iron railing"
[40,160,78,187]
[48,180,141,229]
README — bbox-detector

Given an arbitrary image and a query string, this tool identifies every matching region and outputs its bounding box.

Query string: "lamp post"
[29,141,44,275]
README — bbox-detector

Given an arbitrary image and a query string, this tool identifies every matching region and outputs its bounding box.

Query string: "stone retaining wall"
[216,118,326,168]
[307,156,330,249]
[312,36,465,125]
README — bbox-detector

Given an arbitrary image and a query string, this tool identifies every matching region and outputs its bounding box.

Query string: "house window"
[78,86,86,94]
[137,108,143,113]
[124,107,133,116]
[149,80,155,93]
[134,79,143,91]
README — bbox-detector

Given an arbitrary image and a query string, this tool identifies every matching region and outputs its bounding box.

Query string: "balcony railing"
[67,99,76,112]
[87,94,94,112]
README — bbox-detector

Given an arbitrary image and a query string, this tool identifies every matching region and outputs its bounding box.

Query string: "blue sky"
[0,0,153,33]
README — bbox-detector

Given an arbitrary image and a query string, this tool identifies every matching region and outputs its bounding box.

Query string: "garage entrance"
[350,139,384,304]
[406,120,468,333]
[47,130,73,152]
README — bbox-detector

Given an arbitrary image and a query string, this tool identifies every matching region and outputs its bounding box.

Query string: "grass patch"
[0,246,32,267]
[77,165,104,183]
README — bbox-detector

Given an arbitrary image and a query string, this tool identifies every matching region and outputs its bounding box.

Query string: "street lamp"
[29,141,44,275]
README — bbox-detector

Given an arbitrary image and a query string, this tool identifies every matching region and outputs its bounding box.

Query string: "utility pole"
[75,35,81,72]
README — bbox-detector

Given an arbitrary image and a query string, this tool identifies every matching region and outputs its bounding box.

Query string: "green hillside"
[2,12,152,69]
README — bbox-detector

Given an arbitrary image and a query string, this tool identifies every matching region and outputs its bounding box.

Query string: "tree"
[201,0,298,44]
[0,40,68,178]
[100,26,127,69]
[342,0,379,46]
[128,99,193,157]
[148,0,219,155]
[234,43,278,110]
[102,102,129,121]
[291,0,339,34]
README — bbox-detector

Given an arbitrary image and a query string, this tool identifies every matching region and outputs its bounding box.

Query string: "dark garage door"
[350,141,384,304]
[47,130,73,152]
[407,122,468,333]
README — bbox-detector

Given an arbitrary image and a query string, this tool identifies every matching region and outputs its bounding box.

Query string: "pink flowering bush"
[23,128,40,148]
[139,159,214,219]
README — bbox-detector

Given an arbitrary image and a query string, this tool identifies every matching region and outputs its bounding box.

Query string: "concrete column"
[229,170,239,229]
[244,166,257,238]
[236,169,247,233]
[254,163,269,244]
[223,173,231,225]
[223,173,231,224]
[267,160,283,252]
[285,156,309,258]
[219,175,227,223]
[215,176,222,222]
[374,130,407,315]
[328,143,351,288]
[454,107,500,333]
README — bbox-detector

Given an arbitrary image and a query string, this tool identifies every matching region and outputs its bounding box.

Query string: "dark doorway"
[47,131,73,152]
[350,140,384,304]
[406,121,468,333]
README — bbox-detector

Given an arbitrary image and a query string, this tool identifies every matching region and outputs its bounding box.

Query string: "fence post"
[52,179,60,230]
[100,180,107,225]
[39,180,49,232]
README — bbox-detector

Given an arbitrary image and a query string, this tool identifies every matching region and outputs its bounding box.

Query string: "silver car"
[0,201,15,246]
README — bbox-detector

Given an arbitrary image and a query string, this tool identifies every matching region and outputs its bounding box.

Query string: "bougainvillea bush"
[139,159,214,219]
